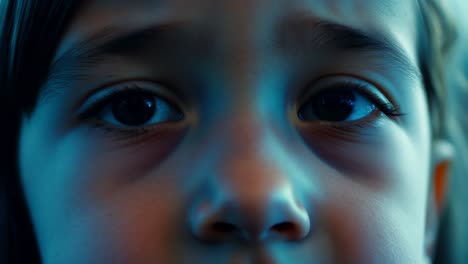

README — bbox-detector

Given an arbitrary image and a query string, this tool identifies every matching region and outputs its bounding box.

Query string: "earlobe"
[431,139,455,213]
[433,160,450,211]
[424,139,454,261]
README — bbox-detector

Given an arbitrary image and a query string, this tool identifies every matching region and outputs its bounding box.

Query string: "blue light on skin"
[19,0,454,263]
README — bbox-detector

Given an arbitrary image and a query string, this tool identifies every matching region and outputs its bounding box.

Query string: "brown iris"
[298,90,356,122]
[111,93,156,126]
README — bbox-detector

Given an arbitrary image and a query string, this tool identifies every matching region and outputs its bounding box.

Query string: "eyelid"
[76,80,183,117]
[297,76,394,110]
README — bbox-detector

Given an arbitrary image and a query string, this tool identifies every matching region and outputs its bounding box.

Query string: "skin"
[18,0,454,263]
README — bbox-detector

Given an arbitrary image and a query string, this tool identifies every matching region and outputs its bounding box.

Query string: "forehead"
[60,0,421,58]
[80,0,414,16]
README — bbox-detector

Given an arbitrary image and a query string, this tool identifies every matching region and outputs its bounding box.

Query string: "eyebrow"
[49,21,209,72]
[275,20,422,80]
[45,19,421,97]
[43,22,209,102]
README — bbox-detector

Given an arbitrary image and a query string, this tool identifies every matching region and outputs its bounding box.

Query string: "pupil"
[112,93,156,126]
[312,90,355,121]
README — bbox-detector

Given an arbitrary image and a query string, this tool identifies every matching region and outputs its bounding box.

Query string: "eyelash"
[299,81,405,120]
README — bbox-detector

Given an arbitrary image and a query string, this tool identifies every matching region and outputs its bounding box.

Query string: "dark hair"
[0,0,459,263]
[1,1,81,262]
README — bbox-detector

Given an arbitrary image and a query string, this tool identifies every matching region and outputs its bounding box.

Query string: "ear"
[424,139,454,262]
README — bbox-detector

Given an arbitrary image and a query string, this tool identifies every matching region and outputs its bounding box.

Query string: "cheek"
[71,181,186,263]
[19,116,189,262]
[300,119,429,202]
[297,117,430,261]
[322,187,421,263]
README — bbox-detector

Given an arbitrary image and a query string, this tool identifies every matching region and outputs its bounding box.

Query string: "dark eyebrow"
[50,21,207,69]
[275,20,422,80]
[43,21,210,102]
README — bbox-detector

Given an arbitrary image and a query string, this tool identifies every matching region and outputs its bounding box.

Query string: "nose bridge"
[219,107,268,155]
[218,140,290,209]
[210,94,303,204]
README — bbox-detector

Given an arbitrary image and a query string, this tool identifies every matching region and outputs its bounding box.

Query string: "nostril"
[269,221,308,240]
[271,222,294,233]
[212,222,239,233]
[195,222,244,243]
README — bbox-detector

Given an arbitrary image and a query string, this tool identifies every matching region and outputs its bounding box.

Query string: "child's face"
[18,0,452,263]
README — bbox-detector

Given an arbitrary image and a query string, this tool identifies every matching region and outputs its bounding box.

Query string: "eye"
[297,81,401,122]
[78,84,184,128]
[101,90,183,127]
[298,89,374,122]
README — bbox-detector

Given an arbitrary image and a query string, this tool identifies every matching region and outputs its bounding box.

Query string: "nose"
[190,182,311,243]
[189,127,311,244]
[188,107,313,244]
